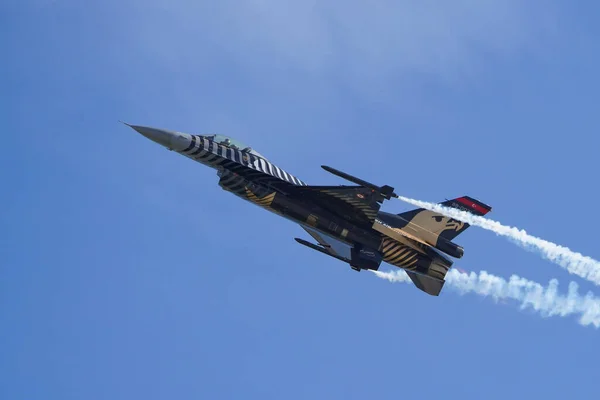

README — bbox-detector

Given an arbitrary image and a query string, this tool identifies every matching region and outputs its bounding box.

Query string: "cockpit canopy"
[203,134,266,159]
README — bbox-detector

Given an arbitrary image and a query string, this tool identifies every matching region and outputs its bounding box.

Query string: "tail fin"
[440,196,492,217]
[397,196,492,243]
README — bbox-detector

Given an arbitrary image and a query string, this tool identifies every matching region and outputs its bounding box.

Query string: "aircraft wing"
[290,165,398,227]
[292,185,382,227]
[300,226,352,260]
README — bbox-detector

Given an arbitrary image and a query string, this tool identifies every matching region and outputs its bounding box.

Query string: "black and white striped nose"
[124,122,192,151]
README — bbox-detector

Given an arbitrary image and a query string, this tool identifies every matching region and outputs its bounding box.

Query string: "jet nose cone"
[127,124,174,147]
[123,122,192,151]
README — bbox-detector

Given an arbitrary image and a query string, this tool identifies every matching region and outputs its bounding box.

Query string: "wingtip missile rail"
[321,165,398,201]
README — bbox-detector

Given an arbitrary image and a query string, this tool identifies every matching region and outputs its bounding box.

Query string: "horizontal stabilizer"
[405,270,445,296]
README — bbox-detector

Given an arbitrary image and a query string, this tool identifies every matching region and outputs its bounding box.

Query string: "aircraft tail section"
[396,196,492,243]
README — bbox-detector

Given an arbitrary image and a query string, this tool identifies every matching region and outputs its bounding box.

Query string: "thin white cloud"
[126,0,560,86]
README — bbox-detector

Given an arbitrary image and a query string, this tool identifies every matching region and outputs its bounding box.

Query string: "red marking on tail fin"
[455,197,491,216]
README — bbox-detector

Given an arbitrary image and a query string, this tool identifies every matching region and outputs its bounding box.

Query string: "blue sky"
[2,1,600,399]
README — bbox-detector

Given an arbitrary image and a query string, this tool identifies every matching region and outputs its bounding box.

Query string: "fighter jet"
[126,123,492,296]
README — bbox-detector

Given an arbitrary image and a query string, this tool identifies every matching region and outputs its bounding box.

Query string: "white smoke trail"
[372,269,600,328]
[396,196,600,287]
